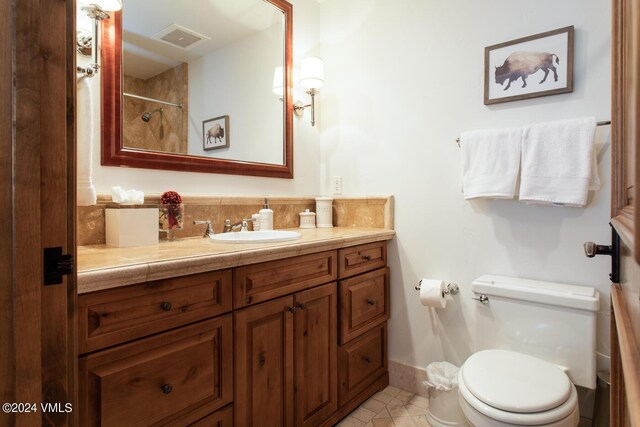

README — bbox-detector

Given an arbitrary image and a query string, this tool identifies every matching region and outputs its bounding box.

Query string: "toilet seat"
[458,350,579,426]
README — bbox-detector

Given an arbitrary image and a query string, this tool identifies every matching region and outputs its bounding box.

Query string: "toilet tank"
[471,275,599,389]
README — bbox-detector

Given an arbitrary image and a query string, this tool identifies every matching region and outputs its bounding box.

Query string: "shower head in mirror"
[141,108,163,122]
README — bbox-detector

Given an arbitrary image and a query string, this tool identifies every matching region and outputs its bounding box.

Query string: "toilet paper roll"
[419,279,447,308]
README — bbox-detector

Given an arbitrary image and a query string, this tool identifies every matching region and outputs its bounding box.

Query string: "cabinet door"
[294,283,338,427]
[235,296,294,427]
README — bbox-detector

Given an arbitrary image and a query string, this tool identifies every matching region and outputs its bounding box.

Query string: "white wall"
[77,0,322,196]
[78,0,613,374]
[318,0,612,371]
[188,24,284,164]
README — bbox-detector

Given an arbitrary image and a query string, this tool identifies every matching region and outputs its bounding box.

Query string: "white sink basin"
[210,230,301,244]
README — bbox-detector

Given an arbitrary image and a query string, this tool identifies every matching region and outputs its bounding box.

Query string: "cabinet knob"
[362,255,372,261]
[298,302,306,309]
[161,383,173,394]
[367,299,376,306]
[287,306,297,314]
[362,356,372,363]
[160,301,172,312]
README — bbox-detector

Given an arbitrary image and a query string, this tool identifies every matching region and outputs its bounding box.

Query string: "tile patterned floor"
[337,386,431,427]
[338,385,595,427]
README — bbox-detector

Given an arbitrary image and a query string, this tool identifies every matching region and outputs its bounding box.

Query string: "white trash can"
[423,362,468,427]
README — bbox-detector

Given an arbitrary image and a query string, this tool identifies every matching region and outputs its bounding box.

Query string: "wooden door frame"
[609,0,640,425]
[1,0,77,425]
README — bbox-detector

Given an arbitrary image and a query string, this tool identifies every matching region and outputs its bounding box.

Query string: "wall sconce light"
[294,57,324,126]
[76,0,122,77]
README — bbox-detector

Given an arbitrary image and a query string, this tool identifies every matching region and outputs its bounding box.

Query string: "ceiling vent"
[151,24,210,50]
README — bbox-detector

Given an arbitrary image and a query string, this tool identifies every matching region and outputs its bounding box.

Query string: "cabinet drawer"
[338,242,387,279]
[339,324,387,406]
[189,404,233,427]
[339,267,389,344]
[79,316,233,427]
[235,250,337,308]
[79,270,232,353]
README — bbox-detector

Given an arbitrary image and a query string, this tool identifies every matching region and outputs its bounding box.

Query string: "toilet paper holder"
[415,280,460,296]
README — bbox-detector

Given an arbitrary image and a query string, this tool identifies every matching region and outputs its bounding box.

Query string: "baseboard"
[388,359,429,398]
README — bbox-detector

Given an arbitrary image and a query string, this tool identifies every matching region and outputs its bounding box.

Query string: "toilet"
[457,275,600,427]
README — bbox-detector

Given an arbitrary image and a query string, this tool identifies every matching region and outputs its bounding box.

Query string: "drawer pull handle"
[367,299,376,306]
[298,302,306,309]
[161,383,173,394]
[362,356,372,363]
[287,306,297,314]
[362,255,372,261]
[160,302,172,312]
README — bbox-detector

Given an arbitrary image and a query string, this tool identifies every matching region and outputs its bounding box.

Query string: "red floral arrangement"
[160,190,182,206]
[160,191,183,229]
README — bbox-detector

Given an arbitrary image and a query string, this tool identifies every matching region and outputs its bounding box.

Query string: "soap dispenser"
[259,198,273,231]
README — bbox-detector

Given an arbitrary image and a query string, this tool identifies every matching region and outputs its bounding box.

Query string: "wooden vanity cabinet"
[78,240,390,426]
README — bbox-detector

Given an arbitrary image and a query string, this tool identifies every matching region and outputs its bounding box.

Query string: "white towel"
[460,127,522,199]
[520,117,597,207]
[77,77,97,206]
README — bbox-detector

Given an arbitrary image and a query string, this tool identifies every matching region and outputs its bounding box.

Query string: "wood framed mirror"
[101,0,293,178]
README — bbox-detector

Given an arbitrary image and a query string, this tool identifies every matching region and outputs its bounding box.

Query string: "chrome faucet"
[193,220,214,238]
[223,218,250,233]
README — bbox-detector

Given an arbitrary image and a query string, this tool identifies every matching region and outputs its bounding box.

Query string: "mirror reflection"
[121,0,286,165]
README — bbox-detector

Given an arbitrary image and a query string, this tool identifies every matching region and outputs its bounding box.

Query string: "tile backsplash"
[78,195,394,246]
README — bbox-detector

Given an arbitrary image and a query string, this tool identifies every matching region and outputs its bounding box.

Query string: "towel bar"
[455,120,612,147]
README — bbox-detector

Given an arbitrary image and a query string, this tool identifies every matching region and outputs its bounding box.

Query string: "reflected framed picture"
[202,115,230,151]
[484,26,574,105]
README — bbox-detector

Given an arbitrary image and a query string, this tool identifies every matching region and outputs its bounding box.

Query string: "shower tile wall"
[123,63,188,154]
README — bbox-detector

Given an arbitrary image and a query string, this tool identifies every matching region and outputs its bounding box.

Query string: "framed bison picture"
[484,26,574,105]
[202,115,230,151]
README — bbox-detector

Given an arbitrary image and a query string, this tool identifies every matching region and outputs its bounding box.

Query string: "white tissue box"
[105,207,159,248]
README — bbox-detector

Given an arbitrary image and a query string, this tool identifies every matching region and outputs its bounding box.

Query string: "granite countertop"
[78,227,395,294]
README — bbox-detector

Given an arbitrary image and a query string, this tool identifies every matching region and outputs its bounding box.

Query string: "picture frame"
[484,26,574,105]
[202,115,230,151]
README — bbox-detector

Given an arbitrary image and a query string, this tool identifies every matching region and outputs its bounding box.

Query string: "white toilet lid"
[461,349,572,413]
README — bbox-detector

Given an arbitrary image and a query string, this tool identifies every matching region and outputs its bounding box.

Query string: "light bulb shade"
[272,66,284,97]
[299,56,324,89]
[91,0,122,11]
